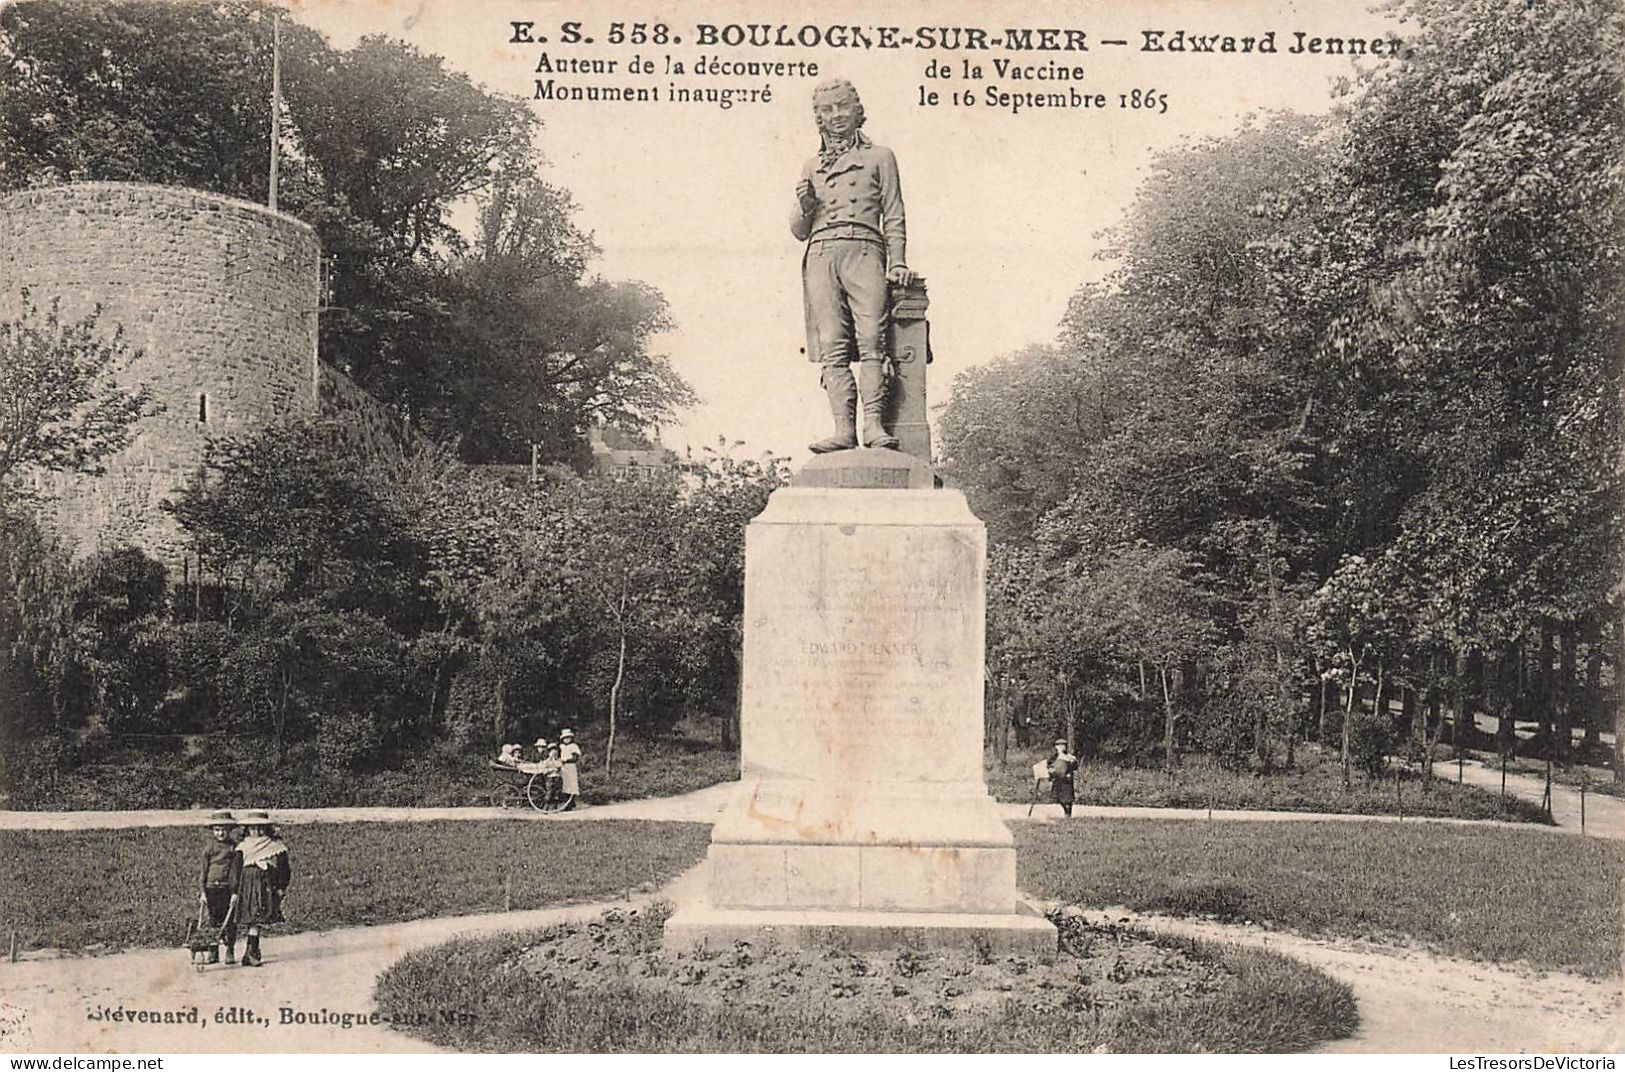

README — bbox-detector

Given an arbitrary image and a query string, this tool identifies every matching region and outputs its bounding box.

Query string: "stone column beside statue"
[662,81,1053,954]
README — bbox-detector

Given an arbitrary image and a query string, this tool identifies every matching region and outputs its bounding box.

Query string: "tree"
[0,1,318,196]
[165,417,429,625]
[1088,546,1219,778]
[539,473,690,774]
[947,0,1624,779]
[672,444,789,746]
[0,292,154,492]
[2,3,693,467]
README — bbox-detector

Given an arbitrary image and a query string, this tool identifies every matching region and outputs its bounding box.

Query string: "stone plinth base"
[791,447,935,489]
[662,903,1057,956]
[674,482,1056,956]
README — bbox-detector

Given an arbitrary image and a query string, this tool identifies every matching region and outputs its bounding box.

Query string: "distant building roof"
[588,423,676,477]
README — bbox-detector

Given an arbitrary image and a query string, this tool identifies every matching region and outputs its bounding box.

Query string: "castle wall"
[319,363,411,458]
[0,183,321,565]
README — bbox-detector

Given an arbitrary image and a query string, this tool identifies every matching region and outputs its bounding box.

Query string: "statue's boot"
[857,359,899,450]
[809,365,858,453]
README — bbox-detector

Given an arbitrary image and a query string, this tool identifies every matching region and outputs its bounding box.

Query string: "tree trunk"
[1318,669,1333,743]
[426,614,457,730]
[1583,645,1602,751]
[1452,647,1473,750]
[1615,616,1624,787]
[1423,685,1446,785]
[720,647,741,751]
[1263,556,1286,772]
[1341,647,1358,789]
[1499,640,1521,758]
[1556,628,1576,769]
[274,666,291,765]
[1538,629,1556,755]
[1465,648,1485,739]
[1160,664,1178,779]
[1403,684,1419,760]
[1065,680,1077,757]
[492,670,507,746]
[1373,660,1386,724]
[1425,651,1442,782]
[607,623,627,777]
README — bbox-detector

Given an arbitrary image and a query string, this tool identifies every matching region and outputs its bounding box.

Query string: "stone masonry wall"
[319,363,412,458]
[0,183,321,565]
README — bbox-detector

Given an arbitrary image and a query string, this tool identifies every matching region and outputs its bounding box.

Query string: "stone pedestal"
[663,482,1055,955]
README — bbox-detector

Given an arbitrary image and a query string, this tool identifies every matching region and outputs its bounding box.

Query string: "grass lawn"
[0,820,710,954]
[1017,819,1623,977]
[989,744,1552,824]
[373,905,1357,1053]
[6,718,739,810]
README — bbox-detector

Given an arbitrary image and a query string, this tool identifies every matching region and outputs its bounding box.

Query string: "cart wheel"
[525,773,550,812]
[491,787,510,808]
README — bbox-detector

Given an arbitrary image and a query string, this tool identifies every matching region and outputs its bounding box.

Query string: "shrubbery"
[0,421,785,806]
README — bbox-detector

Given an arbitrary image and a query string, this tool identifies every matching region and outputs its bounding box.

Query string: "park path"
[5,775,1617,838]
[1449,760,1625,839]
[1071,905,1625,1054]
[0,781,740,831]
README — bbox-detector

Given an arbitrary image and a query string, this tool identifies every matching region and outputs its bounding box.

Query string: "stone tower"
[0,183,322,564]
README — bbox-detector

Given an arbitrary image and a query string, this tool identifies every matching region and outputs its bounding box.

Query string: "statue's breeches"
[803,238,889,366]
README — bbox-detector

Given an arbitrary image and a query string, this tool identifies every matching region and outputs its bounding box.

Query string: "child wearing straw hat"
[558,729,582,811]
[197,810,241,964]
[233,810,291,967]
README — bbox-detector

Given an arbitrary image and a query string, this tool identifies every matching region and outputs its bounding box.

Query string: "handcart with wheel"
[488,761,564,812]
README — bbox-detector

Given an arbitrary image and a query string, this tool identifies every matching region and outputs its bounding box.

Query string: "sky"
[292,0,1402,463]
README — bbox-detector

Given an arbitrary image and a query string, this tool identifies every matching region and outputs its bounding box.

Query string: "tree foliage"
[943,0,1624,775]
[0,1,693,466]
[0,291,154,491]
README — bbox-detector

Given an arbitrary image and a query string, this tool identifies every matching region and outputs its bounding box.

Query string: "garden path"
[4,775,1615,837]
[1072,905,1624,1053]
[1449,760,1625,838]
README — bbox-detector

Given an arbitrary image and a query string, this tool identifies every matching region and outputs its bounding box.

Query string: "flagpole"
[268,12,281,211]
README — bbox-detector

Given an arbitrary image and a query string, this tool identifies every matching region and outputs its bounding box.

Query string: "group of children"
[197,809,292,967]
[495,728,583,810]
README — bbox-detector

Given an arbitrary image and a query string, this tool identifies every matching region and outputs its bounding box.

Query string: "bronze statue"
[792,79,915,453]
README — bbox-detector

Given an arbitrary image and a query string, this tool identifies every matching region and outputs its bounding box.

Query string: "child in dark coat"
[233,809,291,967]
[198,809,241,964]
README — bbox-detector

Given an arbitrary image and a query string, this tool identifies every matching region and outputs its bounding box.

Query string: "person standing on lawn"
[233,810,291,967]
[198,810,241,965]
[1048,739,1079,818]
[558,729,582,810]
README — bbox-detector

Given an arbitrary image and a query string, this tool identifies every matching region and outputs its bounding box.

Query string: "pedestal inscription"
[663,485,1055,954]
[741,500,981,788]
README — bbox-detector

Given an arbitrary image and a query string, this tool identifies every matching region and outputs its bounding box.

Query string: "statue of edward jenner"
[792,79,917,454]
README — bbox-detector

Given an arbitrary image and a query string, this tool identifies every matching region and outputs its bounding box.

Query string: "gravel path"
[3,777,1607,837]
[0,782,741,831]
[1073,906,1624,1053]
[1449,760,1625,839]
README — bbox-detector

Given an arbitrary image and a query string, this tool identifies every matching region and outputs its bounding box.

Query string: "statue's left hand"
[886,264,915,286]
